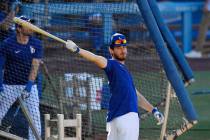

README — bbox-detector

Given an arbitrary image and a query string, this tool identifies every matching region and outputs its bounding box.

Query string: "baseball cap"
[110,33,127,49]
[15,15,35,27]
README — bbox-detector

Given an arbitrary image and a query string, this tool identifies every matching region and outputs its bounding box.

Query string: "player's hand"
[66,40,80,53]
[24,80,33,92]
[11,0,22,13]
[22,80,34,99]
[152,107,164,125]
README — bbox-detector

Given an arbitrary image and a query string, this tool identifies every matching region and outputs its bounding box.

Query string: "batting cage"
[0,0,197,140]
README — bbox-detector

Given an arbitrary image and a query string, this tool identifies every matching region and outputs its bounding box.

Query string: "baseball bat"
[17,96,42,140]
[13,17,66,44]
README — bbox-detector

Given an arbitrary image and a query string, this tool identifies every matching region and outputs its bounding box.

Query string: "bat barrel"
[13,17,67,44]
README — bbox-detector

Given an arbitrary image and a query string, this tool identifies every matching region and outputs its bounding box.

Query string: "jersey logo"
[119,64,124,67]
[15,50,21,54]
[30,46,35,54]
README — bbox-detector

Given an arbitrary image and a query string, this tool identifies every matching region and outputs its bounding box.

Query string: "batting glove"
[152,107,164,125]
[66,40,80,53]
[24,80,34,92]
[22,80,34,99]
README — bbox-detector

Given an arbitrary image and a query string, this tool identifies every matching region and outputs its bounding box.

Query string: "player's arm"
[28,59,41,81]
[136,89,154,112]
[0,11,15,31]
[0,1,20,31]
[66,40,107,69]
[24,58,41,93]
[136,89,164,125]
[24,39,43,94]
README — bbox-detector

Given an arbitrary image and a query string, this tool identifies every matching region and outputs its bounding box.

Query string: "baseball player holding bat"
[66,33,164,140]
[0,16,42,140]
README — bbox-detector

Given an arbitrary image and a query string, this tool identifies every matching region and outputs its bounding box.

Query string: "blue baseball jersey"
[103,59,138,122]
[0,35,43,85]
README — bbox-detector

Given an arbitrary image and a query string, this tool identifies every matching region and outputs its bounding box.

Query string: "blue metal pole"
[137,0,197,121]
[182,11,192,53]
[103,14,112,45]
[148,0,194,83]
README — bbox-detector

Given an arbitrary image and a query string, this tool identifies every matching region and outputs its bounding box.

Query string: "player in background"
[186,0,210,58]
[0,0,21,91]
[66,33,164,140]
[0,16,42,140]
[0,0,21,42]
[0,1,33,138]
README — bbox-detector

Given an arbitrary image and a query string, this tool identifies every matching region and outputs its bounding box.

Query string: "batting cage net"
[0,1,188,140]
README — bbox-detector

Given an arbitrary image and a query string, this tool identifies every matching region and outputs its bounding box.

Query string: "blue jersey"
[103,59,138,122]
[0,35,43,85]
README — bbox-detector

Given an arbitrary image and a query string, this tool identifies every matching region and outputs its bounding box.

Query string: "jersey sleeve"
[103,59,113,74]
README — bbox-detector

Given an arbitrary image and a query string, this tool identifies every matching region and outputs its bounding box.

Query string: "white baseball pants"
[107,112,139,140]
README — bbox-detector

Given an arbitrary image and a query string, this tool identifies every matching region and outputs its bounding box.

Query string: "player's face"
[19,26,33,36]
[110,46,127,61]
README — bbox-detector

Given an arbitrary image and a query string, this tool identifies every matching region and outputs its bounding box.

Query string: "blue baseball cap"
[19,15,31,21]
[110,33,127,49]
[15,15,35,27]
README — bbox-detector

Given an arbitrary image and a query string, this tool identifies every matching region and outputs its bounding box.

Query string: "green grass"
[178,71,210,140]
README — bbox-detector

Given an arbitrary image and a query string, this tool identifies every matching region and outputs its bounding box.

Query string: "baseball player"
[0,16,42,140]
[66,33,164,140]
